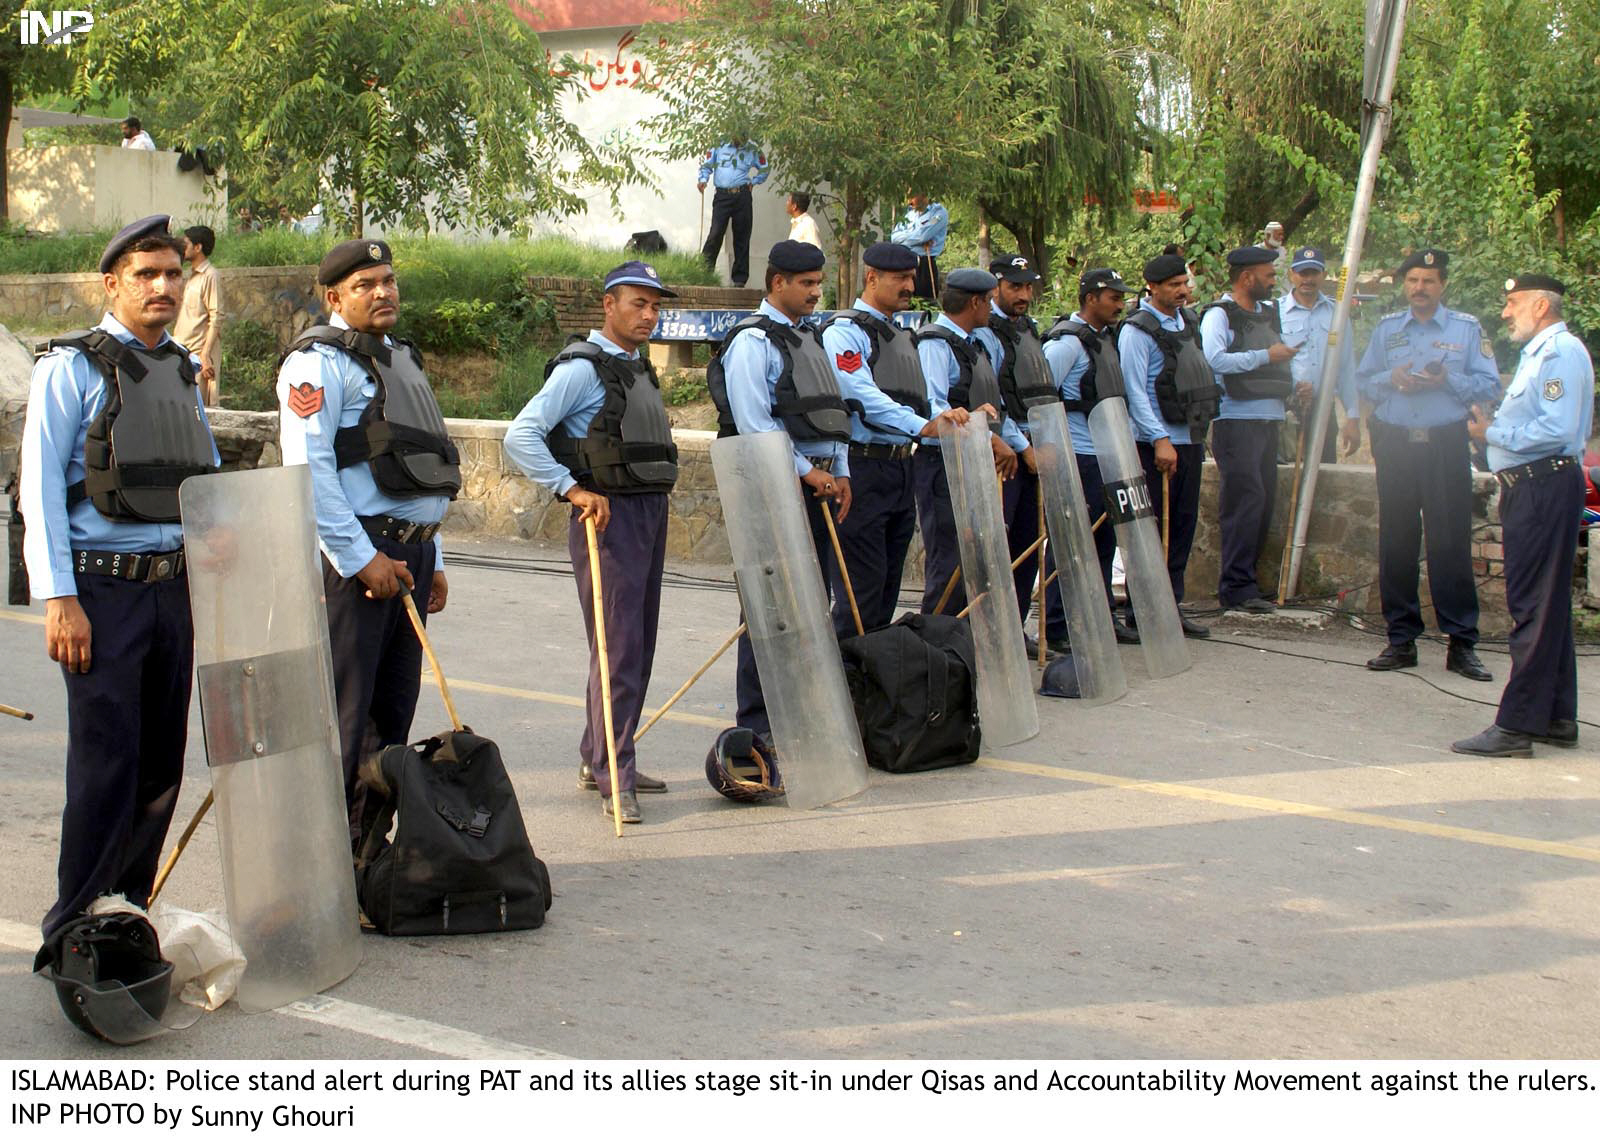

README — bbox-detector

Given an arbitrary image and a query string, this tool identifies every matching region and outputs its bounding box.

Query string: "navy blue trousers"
[737,486,833,741]
[1005,463,1043,626]
[1137,440,1205,604]
[568,494,668,794]
[701,188,753,286]
[1495,465,1583,735]
[324,536,436,840]
[45,573,192,939]
[1042,452,1120,641]
[1212,418,1281,605]
[1370,418,1479,646]
[830,455,916,636]
[914,447,965,614]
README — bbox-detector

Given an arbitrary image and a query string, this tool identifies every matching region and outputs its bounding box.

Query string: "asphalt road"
[2,536,1597,1060]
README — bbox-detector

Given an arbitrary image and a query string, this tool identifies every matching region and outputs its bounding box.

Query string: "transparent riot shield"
[937,414,1039,746]
[1027,402,1129,705]
[1086,398,1190,678]
[710,432,868,809]
[181,466,362,1012]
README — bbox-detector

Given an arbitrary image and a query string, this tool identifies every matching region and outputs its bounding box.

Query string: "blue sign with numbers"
[652,309,927,342]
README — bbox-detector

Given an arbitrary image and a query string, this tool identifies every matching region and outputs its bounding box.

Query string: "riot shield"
[710,432,868,809]
[1026,402,1128,705]
[1086,398,1190,678]
[937,414,1039,746]
[181,466,362,1012]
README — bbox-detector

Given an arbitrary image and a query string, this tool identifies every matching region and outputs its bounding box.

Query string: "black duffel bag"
[356,729,552,936]
[839,612,981,773]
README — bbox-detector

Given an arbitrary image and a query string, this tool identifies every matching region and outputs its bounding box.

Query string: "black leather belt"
[360,514,441,544]
[1371,418,1461,445]
[1495,454,1578,489]
[849,442,915,460]
[73,548,185,582]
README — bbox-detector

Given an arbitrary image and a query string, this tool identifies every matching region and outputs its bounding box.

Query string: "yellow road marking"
[976,756,1600,865]
[440,674,726,728]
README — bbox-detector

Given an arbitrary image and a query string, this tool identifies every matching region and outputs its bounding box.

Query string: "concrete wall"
[6,146,225,234]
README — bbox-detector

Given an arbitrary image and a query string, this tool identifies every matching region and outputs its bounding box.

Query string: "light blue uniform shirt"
[21,313,219,599]
[915,314,1029,453]
[1118,299,1193,446]
[890,203,949,258]
[1202,302,1286,422]
[277,311,448,578]
[1041,317,1099,456]
[1485,321,1595,472]
[698,143,769,190]
[821,300,930,444]
[721,300,849,478]
[1356,304,1502,429]
[1279,288,1359,417]
[504,331,637,497]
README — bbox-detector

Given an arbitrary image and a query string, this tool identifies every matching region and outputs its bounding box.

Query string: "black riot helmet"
[705,727,784,804]
[34,912,174,1044]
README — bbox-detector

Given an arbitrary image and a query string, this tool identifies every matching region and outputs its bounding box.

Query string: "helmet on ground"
[1039,652,1083,699]
[705,727,784,803]
[34,911,173,1044]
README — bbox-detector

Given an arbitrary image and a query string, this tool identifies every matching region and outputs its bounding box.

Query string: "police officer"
[891,193,950,300]
[1202,245,1302,612]
[1453,274,1594,757]
[1356,249,1501,679]
[712,240,851,746]
[698,140,769,287]
[503,262,678,822]
[913,267,1028,614]
[820,241,969,635]
[277,240,456,840]
[21,216,219,939]
[1119,251,1218,638]
[1041,267,1141,648]
[1279,246,1361,464]
[974,253,1057,637]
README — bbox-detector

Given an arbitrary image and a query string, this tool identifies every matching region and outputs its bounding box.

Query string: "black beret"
[1505,273,1565,296]
[1398,248,1448,276]
[99,215,172,274]
[946,267,998,293]
[767,239,825,273]
[1142,253,1188,284]
[1226,245,1278,268]
[863,241,918,272]
[318,239,393,287]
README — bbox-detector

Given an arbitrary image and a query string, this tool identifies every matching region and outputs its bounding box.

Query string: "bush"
[218,318,281,412]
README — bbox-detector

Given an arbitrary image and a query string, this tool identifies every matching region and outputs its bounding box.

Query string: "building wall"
[6,146,225,234]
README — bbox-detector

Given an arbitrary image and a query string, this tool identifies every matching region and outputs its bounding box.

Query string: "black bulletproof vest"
[285,327,462,500]
[986,313,1059,420]
[1044,316,1128,414]
[1207,298,1293,401]
[913,325,1004,434]
[707,315,852,442]
[43,330,216,524]
[543,340,678,495]
[819,309,930,423]
[1123,308,1221,432]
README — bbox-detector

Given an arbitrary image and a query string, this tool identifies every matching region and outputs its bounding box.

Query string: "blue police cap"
[945,267,998,293]
[98,215,173,274]
[603,260,678,297]
[1398,248,1448,277]
[1504,273,1565,296]
[991,253,1041,284]
[1142,253,1188,284]
[767,240,825,274]
[1290,246,1326,271]
[1226,245,1278,268]
[862,242,918,272]
[317,239,392,286]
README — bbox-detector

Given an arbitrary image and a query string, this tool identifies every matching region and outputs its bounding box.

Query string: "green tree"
[75,0,640,236]
[1,4,79,222]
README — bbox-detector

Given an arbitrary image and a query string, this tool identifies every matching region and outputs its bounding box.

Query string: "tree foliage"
[1,3,80,221]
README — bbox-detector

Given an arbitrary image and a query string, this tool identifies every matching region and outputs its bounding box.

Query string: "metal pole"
[1282,0,1410,599]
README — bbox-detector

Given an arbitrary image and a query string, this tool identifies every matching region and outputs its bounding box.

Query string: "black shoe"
[1224,597,1277,614]
[1451,725,1534,758]
[1046,636,1073,654]
[1112,620,1140,644]
[580,761,667,793]
[1179,615,1210,639]
[1366,642,1417,671]
[1534,720,1579,748]
[1445,642,1493,683]
[1022,633,1060,660]
[602,789,642,823]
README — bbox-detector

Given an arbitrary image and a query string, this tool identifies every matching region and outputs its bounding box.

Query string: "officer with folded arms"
[821,241,969,635]
[1453,274,1594,757]
[277,240,456,841]
[503,262,679,823]
[21,216,219,939]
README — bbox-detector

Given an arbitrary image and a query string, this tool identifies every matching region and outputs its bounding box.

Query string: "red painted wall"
[510,0,682,33]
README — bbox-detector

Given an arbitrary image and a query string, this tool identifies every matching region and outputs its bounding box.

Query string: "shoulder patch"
[287,382,325,418]
[835,350,864,374]
[1481,339,1495,358]
[1544,379,1564,401]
